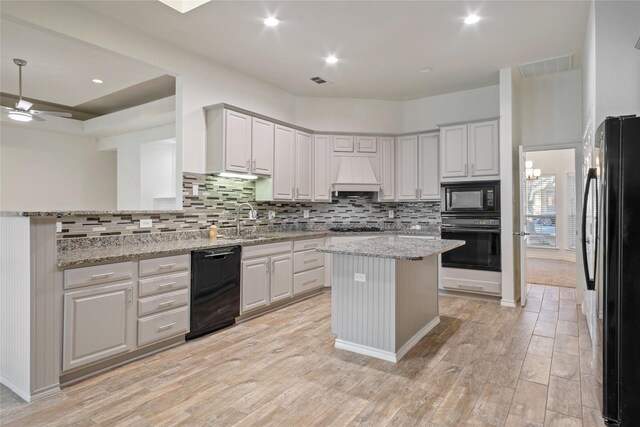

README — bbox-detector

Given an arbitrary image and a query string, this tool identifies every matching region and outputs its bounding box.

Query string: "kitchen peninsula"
[317,236,464,362]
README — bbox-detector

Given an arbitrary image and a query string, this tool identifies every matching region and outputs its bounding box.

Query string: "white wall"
[402,85,500,133]
[526,149,576,262]
[516,70,583,147]
[594,0,640,123]
[140,141,177,210]
[0,124,116,210]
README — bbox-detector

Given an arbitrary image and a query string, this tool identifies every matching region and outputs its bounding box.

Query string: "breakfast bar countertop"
[316,235,465,260]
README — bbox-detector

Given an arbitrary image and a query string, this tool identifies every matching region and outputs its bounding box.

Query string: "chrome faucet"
[236,202,256,236]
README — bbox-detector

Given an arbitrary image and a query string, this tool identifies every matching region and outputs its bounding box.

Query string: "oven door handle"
[441,227,501,234]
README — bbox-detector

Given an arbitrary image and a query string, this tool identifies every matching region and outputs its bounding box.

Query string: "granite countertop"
[2,210,185,217]
[316,235,465,260]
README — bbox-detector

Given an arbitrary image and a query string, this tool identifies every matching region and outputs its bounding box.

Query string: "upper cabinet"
[313,135,332,202]
[378,137,395,201]
[395,133,440,201]
[206,108,274,177]
[355,136,377,153]
[440,120,499,181]
[295,131,312,200]
[271,125,295,200]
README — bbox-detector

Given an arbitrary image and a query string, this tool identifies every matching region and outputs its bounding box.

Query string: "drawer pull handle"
[159,263,176,269]
[303,258,318,264]
[157,300,176,308]
[157,323,176,331]
[302,279,316,286]
[458,284,482,290]
[91,272,114,279]
[158,282,176,289]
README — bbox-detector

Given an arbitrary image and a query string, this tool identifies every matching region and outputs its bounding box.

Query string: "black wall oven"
[441,181,500,215]
[441,217,501,271]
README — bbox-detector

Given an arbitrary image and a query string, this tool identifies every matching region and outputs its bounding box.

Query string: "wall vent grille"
[310,76,331,85]
[518,54,573,78]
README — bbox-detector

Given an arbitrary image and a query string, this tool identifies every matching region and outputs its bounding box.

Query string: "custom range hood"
[332,156,380,192]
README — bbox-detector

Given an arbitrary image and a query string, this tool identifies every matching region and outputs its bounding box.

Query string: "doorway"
[519,145,582,306]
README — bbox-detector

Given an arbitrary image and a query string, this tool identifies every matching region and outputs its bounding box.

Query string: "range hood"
[332,157,380,192]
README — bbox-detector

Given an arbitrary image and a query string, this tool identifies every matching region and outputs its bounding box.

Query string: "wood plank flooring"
[0,285,603,426]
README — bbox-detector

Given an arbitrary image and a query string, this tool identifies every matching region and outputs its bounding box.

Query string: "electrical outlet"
[268,211,276,220]
[139,219,153,228]
[303,210,310,219]
[388,210,394,218]
[354,273,366,282]
[192,184,199,196]
[56,222,62,233]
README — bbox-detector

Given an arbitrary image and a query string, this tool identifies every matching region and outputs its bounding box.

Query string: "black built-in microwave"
[441,181,500,215]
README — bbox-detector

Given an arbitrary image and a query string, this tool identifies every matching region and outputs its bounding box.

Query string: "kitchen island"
[317,236,464,362]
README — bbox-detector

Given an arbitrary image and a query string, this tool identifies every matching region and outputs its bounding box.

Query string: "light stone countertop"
[2,210,185,217]
[316,235,465,260]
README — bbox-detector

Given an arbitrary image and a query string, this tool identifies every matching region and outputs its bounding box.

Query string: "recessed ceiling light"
[264,17,280,27]
[325,55,338,64]
[92,79,103,84]
[420,67,433,73]
[464,14,480,24]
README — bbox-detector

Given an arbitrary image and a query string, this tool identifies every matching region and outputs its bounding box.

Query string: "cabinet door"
[395,135,419,200]
[333,135,354,152]
[295,131,312,200]
[270,253,293,303]
[63,282,135,371]
[313,135,331,201]
[440,125,468,178]
[241,257,269,313]
[379,137,395,201]
[273,125,295,200]
[224,110,252,173]
[356,136,377,153]
[468,120,499,177]
[418,133,440,199]
[251,117,274,176]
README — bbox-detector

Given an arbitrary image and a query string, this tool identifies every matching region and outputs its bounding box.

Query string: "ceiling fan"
[1,58,72,122]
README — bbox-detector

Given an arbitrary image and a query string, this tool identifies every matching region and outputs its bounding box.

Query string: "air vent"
[310,76,331,85]
[518,54,573,78]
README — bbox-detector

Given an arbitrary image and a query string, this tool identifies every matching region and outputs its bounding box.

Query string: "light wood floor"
[1,285,603,426]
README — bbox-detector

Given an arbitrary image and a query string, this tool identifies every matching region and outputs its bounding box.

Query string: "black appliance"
[441,216,501,271]
[187,246,241,340]
[328,226,382,233]
[593,115,640,425]
[441,180,500,215]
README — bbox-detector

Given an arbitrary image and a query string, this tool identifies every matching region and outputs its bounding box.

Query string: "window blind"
[567,172,577,249]
[526,175,556,247]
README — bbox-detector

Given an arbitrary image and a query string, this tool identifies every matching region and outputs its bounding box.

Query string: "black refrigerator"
[587,115,640,425]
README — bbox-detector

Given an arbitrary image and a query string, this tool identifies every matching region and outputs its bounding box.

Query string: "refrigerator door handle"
[581,167,599,291]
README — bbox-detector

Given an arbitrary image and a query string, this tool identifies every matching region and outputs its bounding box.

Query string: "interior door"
[518,146,529,306]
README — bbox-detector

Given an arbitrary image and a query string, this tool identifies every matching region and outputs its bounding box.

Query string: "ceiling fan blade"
[30,110,72,118]
[1,106,16,112]
[30,114,45,122]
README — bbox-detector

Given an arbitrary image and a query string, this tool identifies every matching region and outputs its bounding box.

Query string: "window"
[526,175,556,247]
[567,172,577,249]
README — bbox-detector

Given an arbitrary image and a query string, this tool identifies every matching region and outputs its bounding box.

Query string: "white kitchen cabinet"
[270,253,293,303]
[356,136,377,153]
[272,124,295,200]
[333,135,354,152]
[468,121,499,177]
[241,257,270,312]
[378,137,395,201]
[62,282,135,371]
[223,110,252,174]
[251,117,274,176]
[395,135,419,200]
[418,133,440,199]
[313,135,332,202]
[440,120,499,181]
[295,131,312,200]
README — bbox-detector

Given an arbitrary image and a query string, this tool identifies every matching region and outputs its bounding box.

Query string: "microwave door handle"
[581,167,599,291]
[442,227,500,233]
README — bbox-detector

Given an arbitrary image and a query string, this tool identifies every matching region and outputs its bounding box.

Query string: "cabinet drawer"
[138,288,189,316]
[293,238,325,252]
[441,276,501,295]
[138,271,189,297]
[242,241,292,259]
[293,266,325,295]
[138,306,188,347]
[64,261,133,290]
[139,254,190,277]
[293,250,325,273]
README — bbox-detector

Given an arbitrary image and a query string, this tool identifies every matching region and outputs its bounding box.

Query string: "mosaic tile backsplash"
[57,173,441,238]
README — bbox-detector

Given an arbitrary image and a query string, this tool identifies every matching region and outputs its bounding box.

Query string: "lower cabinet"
[241,256,271,312]
[270,253,293,303]
[62,282,135,372]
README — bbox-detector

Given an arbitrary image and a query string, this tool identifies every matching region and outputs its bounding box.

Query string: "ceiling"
[0,18,172,115]
[79,0,590,101]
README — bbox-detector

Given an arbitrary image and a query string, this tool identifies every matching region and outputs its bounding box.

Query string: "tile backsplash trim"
[57,173,441,238]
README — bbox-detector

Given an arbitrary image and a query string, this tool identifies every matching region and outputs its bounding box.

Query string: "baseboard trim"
[501,299,517,308]
[0,375,58,403]
[335,316,440,363]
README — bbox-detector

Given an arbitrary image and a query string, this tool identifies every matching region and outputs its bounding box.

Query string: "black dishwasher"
[187,246,241,340]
